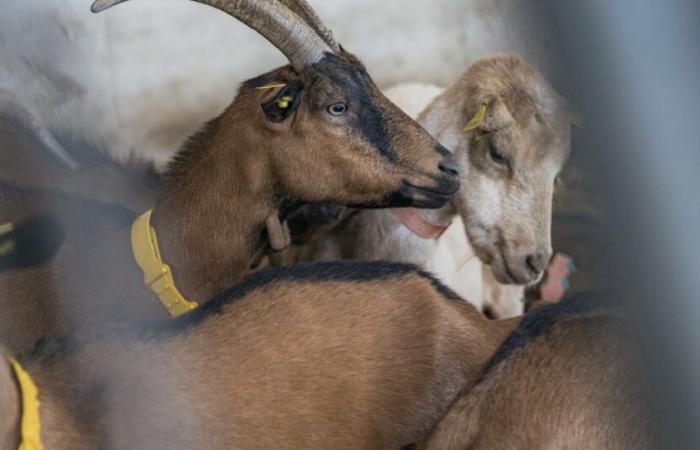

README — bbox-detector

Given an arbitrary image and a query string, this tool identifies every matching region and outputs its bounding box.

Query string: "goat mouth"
[496,259,518,284]
[493,252,531,285]
[399,181,459,208]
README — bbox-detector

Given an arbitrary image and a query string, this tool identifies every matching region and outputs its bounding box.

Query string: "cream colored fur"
[378,83,522,315]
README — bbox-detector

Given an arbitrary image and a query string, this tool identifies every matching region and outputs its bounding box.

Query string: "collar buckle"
[131,210,198,318]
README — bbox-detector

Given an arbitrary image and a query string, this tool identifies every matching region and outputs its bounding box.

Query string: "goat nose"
[526,252,551,275]
[438,157,459,176]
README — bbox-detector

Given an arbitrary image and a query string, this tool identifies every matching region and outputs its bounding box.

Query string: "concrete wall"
[0,0,558,164]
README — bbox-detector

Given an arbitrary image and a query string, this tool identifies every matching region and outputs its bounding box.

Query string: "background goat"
[0,0,458,354]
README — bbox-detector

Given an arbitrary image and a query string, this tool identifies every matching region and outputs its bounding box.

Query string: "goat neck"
[150,96,278,302]
[0,355,20,450]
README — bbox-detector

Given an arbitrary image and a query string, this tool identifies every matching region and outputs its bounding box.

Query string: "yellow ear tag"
[0,222,13,235]
[463,104,487,131]
[0,241,14,256]
[473,132,492,142]
[255,83,287,91]
[0,222,14,256]
[277,95,293,109]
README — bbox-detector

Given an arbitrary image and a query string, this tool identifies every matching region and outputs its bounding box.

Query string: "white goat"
[298,55,576,317]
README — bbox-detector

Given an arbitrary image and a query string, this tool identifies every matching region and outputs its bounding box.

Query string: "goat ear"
[261,80,305,123]
[463,104,487,131]
[464,95,505,132]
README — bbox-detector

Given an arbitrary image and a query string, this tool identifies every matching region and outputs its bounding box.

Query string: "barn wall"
[0,0,557,164]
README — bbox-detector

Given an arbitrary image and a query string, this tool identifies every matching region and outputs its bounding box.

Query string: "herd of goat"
[0,0,652,449]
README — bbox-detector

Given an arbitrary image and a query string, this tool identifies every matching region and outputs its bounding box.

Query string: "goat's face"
[453,57,573,285]
[252,53,460,209]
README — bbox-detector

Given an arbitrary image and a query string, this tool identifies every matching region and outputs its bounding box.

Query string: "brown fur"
[0,352,20,450]
[1,263,516,449]
[419,298,652,449]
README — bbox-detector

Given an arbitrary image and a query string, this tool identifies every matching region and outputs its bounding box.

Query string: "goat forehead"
[501,119,566,171]
[312,53,376,98]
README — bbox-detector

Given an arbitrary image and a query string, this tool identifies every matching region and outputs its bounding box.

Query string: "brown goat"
[0,261,516,449]
[0,0,458,353]
[418,295,653,449]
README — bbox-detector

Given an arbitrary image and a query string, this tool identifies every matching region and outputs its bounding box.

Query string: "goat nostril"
[526,253,549,275]
[438,157,459,176]
[482,305,496,320]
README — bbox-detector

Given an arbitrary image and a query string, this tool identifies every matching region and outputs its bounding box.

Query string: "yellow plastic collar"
[131,210,198,318]
[10,359,43,450]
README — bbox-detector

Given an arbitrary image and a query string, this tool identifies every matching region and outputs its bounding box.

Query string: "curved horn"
[276,0,340,52]
[91,0,333,72]
[0,88,78,170]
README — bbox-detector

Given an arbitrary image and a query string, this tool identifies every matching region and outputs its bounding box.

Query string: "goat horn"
[90,0,333,72]
[0,88,79,170]
[276,0,340,52]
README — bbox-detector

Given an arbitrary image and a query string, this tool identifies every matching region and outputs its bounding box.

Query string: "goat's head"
[91,0,459,209]
[449,56,575,285]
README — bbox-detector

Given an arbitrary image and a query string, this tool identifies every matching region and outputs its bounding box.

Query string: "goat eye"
[488,146,509,166]
[327,102,348,116]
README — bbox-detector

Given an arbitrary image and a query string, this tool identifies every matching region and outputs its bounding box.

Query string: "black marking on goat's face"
[309,53,396,162]
[255,52,460,209]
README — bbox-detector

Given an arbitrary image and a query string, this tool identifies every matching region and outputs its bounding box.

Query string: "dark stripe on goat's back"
[479,292,611,379]
[167,261,462,331]
[24,262,467,360]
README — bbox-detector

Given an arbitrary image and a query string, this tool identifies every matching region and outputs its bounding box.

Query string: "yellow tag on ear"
[0,222,13,235]
[464,104,487,131]
[0,240,14,257]
[277,95,293,109]
[474,132,492,142]
[255,83,287,91]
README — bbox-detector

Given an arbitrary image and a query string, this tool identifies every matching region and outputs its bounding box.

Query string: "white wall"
[0,0,557,164]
